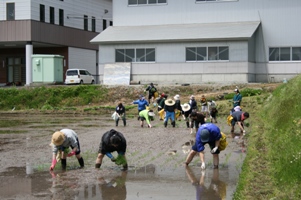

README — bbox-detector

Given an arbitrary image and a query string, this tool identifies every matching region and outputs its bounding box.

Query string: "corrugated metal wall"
[68,47,97,75]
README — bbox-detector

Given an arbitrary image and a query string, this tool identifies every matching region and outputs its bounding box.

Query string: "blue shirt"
[195,123,221,152]
[133,99,149,111]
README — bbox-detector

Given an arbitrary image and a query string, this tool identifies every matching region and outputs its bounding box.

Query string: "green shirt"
[139,110,151,124]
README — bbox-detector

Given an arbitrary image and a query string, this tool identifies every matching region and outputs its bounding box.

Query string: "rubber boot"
[171,121,175,128]
[95,163,101,168]
[186,122,189,128]
[116,119,119,126]
[78,157,84,168]
[61,159,67,170]
[123,119,126,127]
[164,121,167,127]
[123,163,128,171]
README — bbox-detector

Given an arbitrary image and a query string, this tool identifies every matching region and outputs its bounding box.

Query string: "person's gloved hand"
[111,157,116,162]
[67,151,76,157]
[50,159,57,171]
[201,162,206,170]
[211,147,218,154]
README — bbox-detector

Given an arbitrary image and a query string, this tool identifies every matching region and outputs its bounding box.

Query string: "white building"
[0,0,112,85]
[91,0,301,84]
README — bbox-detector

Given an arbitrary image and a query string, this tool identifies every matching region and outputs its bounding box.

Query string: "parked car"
[65,69,95,85]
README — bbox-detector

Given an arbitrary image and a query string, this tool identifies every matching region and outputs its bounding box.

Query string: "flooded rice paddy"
[0,112,246,199]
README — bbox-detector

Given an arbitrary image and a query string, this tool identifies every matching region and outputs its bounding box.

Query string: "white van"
[65,69,95,85]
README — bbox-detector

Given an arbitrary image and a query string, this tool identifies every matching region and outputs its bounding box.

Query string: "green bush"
[224,88,262,100]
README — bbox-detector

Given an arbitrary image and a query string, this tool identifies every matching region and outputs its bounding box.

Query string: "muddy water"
[0,113,246,200]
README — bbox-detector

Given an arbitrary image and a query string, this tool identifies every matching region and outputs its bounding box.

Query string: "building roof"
[91,21,260,44]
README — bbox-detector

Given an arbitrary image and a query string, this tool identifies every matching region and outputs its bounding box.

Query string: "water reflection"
[49,171,80,199]
[49,170,127,200]
[98,171,127,200]
[185,166,227,200]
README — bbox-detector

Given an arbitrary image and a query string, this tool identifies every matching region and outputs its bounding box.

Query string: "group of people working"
[49,86,249,173]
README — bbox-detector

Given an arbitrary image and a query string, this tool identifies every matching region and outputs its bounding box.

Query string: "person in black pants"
[115,102,126,127]
[95,129,128,170]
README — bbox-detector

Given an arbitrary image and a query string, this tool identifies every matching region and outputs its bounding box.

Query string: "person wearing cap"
[115,102,126,127]
[164,98,176,127]
[185,123,222,169]
[189,95,198,111]
[190,111,206,134]
[132,94,149,120]
[95,129,128,170]
[139,109,155,128]
[233,88,242,108]
[230,111,249,138]
[144,83,157,104]
[50,129,84,170]
[174,94,182,121]
[181,103,192,128]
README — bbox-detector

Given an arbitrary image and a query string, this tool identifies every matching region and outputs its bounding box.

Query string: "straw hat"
[51,131,65,146]
[165,98,175,106]
[174,94,180,100]
[181,103,191,112]
[148,110,155,116]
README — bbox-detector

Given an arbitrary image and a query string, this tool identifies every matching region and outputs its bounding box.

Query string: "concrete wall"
[106,0,301,84]
[68,47,97,75]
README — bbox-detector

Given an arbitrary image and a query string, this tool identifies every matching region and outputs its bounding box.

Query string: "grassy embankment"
[0,85,134,113]
[234,75,301,199]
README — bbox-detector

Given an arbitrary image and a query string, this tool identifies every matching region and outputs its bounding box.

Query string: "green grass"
[234,75,301,199]
[0,85,108,111]
[0,130,28,134]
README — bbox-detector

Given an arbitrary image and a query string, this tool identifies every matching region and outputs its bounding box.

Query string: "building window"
[186,46,229,61]
[92,17,96,32]
[292,47,301,61]
[129,0,167,5]
[6,3,15,20]
[103,19,107,30]
[115,48,156,62]
[269,47,301,61]
[40,4,45,22]
[84,15,88,31]
[110,21,113,26]
[59,9,64,26]
[50,7,55,24]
